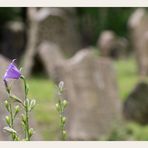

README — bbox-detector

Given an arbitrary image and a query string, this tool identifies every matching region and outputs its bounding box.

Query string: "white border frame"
[0,0,147,7]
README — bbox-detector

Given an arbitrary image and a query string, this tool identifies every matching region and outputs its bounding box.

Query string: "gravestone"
[38,42,64,80]
[23,8,81,77]
[124,81,148,125]
[97,30,128,59]
[97,30,116,57]
[128,8,148,76]
[0,55,41,140]
[55,49,122,140]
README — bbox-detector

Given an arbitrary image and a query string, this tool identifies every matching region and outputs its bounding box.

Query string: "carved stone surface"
[55,49,122,140]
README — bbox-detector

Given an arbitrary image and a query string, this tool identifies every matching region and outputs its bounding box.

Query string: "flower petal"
[3,59,21,80]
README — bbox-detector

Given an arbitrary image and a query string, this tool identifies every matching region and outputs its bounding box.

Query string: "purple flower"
[3,59,21,81]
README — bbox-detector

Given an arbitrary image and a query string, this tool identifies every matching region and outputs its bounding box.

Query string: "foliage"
[0,8,22,23]
[77,8,135,45]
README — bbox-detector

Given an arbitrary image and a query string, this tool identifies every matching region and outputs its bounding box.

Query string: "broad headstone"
[23,8,81,77]
[128,8,148,76]
[55,49,122,140]
[0,55,41,140]
[124,81,148,125]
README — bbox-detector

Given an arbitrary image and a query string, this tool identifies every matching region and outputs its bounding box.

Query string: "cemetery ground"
[28,55,148,141]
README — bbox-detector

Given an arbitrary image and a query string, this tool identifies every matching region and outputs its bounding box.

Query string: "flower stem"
[56,82,68,141]
[21,76,30,141]
[4,80,16,141]
[25,103,30,141]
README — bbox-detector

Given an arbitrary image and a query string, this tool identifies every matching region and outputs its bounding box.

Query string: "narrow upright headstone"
[128,8,148,76]
[38,42,64,80]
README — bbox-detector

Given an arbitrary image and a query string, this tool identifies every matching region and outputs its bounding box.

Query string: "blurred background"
[1,7,148,141]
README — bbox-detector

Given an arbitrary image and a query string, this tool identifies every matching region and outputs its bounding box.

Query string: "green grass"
[27,77,59,140]
[27,56,148,140]
[114,57,139,100]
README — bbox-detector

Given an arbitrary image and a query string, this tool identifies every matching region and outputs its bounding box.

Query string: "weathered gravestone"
[38,42,64,80]
[124,81,148,125]
[128,8,148,76]
[23,8,81,77]
[97,30,128,59]
[0,55,41,140]
[55,49,122,140]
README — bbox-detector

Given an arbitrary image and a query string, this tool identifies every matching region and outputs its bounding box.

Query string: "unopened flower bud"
[29,99,36,111]
[4,100,9,111]
[62,117,66,124]
[15,105,20,116]
[29,128,34,137]
[58,81,64,92]
[24,98,30,108]
[5,116,11,126]
[56,103,60,111]
[62,130,67,139]
[21,114,26,123]
[63,100,68,108]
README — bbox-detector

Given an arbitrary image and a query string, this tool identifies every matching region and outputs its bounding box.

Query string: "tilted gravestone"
[128,8,148,76]
[124,81,148,125]
[0,55,41,140]
[55,49,122,140]
[23,8,81,77]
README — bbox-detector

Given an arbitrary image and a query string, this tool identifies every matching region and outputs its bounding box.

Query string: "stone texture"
[38,42,64,80]
[97,30,128,59]
[55,49,122,140]
[128,8,148,76]
[124,81,148,125]
[23,8,81,77]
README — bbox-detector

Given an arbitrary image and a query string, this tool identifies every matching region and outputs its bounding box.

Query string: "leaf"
[10,95,23,104]
[3,127,16,134]
[29,99,36,111]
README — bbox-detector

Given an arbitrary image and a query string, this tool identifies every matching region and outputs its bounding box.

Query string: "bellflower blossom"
[3,59,35,141]
[3,59,21,81]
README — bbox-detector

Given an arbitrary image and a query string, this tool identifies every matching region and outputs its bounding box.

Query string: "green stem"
[9,102,16,140]
[9,103,14,127]
[58,100,66,141]
[60,115,65,140]
[25,104,30,141]
[4,80,16,141]
[21,76,30,141]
